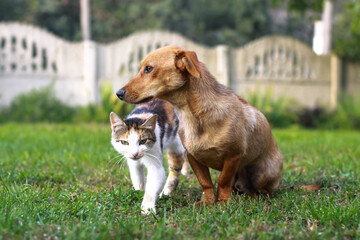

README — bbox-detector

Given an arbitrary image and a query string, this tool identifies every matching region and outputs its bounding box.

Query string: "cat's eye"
[120,140,129,145]
[139,139,147,145]
[144,66,153,73]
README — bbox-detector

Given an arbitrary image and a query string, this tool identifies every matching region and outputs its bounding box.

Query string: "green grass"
[0,123,359,239]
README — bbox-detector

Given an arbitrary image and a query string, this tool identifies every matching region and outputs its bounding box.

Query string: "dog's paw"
[196,191,215,206]
[196,197,215,207]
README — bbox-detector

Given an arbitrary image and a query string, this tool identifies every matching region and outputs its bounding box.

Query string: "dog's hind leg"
[232,167,253,194]
[248,151,283,196]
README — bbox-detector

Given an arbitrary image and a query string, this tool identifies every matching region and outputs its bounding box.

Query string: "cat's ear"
[140,115,157,131]
[110,112,125,132]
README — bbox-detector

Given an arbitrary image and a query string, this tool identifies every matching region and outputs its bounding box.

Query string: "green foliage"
[0,124,359,239]
[2,83,359,130]
[337,93,360,128]
[73,83,134,122]
[245,87,299,128]
[272,0,324,14]
[151,0,272,46]
[0,0,81,41]
[3,0,360,61]
[99,82,134,120]
[0,83,134,123]
[298,92,360,129]
[1,0,272,46]
[0,84,75,123]
[333,1,360,62]
[246,87,360,130]
[91,0,273,46]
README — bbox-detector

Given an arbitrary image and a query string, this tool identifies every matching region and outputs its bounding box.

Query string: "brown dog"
[117,46,283,205]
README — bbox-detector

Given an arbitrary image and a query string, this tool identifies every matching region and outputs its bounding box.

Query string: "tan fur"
[162,101,176,128]
[118,46,283,205]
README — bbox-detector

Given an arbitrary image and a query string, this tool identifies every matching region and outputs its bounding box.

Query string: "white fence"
[1,22,359,108]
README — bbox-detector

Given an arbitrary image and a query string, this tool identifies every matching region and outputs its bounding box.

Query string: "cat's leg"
[181,154,191,176]
[141,159,166,214]
[127,160,145,191]
[162,152,185,196]
[162,135,190,196]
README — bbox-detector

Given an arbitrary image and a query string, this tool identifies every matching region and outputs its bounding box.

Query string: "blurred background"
[0,0,359,129]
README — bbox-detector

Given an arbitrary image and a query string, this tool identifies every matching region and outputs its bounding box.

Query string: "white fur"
[244,105,257,132]
[111,116,185,214]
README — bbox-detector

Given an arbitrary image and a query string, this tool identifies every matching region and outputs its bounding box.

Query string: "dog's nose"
[116,89,126,100]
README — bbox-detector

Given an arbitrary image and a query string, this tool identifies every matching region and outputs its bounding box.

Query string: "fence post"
[83,40,99,104]
[330,54,341,109]
[216,45,230,86]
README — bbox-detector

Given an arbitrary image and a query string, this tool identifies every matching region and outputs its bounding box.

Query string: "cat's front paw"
[160,188,172,197]
[162,179,179,197]
[141,204,156,215]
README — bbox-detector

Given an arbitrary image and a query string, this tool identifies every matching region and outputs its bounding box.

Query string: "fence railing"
[1,22,359,108]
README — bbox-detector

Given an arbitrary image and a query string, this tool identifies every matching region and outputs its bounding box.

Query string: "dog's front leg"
[216,154,242,203]
[187,153,215,206]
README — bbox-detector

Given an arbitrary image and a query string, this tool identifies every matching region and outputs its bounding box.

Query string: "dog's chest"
[192,147,224,170]
[178,125,225,170]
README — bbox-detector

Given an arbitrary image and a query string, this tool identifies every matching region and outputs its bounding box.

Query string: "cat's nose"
[132,152,139,158]
[116,89,126,100]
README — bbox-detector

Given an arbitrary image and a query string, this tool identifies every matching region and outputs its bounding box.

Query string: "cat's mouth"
[128,155,143,160]
[135,96,154,104]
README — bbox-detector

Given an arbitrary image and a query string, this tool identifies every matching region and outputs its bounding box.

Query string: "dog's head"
[117,46,201,104]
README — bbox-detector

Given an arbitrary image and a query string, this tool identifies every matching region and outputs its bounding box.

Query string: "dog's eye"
[144,66,153,73]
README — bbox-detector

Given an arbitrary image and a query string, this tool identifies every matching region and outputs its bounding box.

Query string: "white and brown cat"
[110,99,190,214]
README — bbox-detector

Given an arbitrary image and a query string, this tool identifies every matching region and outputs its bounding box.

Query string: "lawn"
[0,123,359,239]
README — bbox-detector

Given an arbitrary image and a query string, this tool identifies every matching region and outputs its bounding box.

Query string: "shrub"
[73,82,134,122]
[245,87,299,128]
[1,83,359,130]
[0,84,75,123]
[336,93,360,129]
[99,82,134,120]
[298,107,326,128]
[298,92,360,130]
[0,83,134,123]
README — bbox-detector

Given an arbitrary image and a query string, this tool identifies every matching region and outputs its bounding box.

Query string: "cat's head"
[110,112,157,160]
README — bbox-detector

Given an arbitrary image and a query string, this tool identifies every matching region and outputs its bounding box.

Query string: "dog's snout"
[116,89,126,100]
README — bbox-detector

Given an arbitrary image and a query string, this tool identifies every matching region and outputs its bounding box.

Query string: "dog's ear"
[175,50,201,78]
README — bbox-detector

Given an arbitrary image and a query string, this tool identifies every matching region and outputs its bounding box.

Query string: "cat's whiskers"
[107,152,125,163]
[116,160,124,171]
[109,154,127,171]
